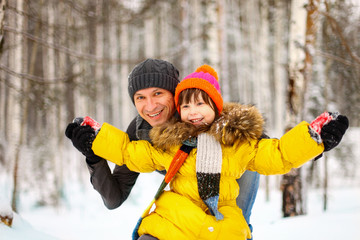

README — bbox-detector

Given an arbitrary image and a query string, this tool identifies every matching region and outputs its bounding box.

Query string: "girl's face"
[180,94,215,127]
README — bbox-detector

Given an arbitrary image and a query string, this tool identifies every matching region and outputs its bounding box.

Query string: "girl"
[73,65,348,240]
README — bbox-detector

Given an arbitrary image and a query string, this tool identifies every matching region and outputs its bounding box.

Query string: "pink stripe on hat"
[183,72,221,93]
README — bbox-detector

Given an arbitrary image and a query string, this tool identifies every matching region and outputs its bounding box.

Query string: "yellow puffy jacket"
[92,103,324,240]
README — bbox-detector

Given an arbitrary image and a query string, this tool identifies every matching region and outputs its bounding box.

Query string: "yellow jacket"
[92,103,324,240]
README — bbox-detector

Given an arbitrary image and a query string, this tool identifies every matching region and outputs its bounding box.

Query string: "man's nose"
[145,98,157,111]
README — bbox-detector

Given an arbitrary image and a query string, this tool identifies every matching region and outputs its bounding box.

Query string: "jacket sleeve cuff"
[92,122,130,166]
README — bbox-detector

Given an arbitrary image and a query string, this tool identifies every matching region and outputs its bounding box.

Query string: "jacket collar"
[150,102,264,151]
[135,115,152,142]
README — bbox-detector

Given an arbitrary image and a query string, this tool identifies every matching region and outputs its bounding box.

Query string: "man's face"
[134,87,176,127]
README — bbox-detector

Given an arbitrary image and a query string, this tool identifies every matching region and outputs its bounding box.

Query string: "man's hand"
[65,117,102,164]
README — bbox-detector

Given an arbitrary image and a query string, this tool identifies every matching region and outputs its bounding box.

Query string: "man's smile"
[148,109,163,118]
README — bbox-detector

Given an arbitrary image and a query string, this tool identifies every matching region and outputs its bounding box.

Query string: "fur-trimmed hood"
[150,102,264,150]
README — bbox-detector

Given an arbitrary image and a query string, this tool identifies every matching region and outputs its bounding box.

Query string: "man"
[65,59,260,239]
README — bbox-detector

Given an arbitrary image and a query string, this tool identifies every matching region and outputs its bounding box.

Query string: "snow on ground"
[1,174,360,240]
[1,172,164,240]
[253,186,360,239]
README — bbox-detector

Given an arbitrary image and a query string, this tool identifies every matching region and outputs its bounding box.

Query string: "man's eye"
[136,96,144,100]
[154,91,162,96]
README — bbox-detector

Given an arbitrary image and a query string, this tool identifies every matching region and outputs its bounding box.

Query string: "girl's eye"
[181,104,189,109]
[197,101,204,106]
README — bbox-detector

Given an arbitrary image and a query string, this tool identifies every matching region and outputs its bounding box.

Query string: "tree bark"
[216,0,229,101]
[0,0,6,52]
[11,0,25,213]
[281,168,304,217]
[281,0,317,218]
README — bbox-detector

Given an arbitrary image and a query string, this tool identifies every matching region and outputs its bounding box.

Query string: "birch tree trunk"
[120,24,133,130]
[95,2,104,122]
[258,0,271,201]
[180,0,191,73]
[257,0,271,115]
[237,1,251,103]
[42,0,63,207]
[302,0,321,118]
[158,2,168,59]
[101,1,112,124]
[228,1,242,103]
[11,0,25,212]
[0,0,5,50]
[191,0,203,67]
[216,0,229,101]
[281,0,319,217]
[271,0,287,137]
[281,0,307,218]
[322,43,332,211]
[0,0,6,148]
[204,1,218,67]
[144,13,155,58]
[109,8,120,128]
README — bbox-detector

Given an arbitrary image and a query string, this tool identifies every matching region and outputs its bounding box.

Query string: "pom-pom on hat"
[174,64,223,114]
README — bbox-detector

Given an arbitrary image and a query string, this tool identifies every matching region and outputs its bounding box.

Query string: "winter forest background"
[0,0,360,239]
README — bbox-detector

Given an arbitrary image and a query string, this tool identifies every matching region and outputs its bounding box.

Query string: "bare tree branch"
[3,25,136,64]
[0,63,81,84]
[315,49,360,68]
[0,77,22,94]
[321,2,360,65]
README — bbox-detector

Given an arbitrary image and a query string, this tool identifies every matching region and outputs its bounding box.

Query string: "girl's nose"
[188,106,197,115]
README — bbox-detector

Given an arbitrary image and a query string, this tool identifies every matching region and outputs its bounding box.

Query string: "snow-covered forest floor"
[1,182,359,240]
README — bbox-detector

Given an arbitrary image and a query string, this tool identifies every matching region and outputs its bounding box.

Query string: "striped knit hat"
[174,65,223,114]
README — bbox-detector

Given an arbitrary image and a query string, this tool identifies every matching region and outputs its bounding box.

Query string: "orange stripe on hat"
[175,65,223,114]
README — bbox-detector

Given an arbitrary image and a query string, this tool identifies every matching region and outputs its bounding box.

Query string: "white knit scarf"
[196,133,224,220]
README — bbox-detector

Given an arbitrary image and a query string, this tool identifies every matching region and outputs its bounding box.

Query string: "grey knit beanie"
[128,59,180,103]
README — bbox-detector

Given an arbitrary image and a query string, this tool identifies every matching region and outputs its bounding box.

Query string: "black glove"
[65,122,102,164]
[321,115,349,152]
